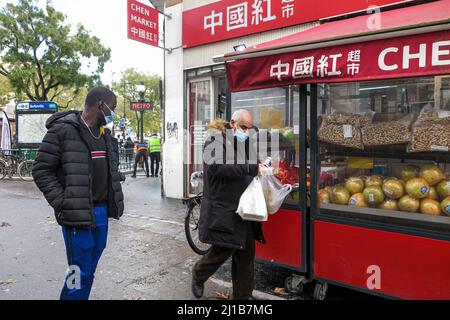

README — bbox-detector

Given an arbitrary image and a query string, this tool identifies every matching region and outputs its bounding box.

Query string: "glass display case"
[231,86,309,205]
[315,76,450,232]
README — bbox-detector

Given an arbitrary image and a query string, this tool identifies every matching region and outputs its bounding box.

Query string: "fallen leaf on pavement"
[215,291,230,300]
[0,279,16,285]
[274,287,289,296]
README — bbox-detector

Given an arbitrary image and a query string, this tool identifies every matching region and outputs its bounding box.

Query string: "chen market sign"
[127,0,159,47]
[226,30,450,92]
[183,0,406,48]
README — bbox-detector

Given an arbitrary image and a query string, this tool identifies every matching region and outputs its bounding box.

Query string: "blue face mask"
[102,102,115,125]
[235,129,249,142]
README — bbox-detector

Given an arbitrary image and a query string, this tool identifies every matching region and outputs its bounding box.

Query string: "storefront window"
[316,76,450,230]
[231,86,303,205]
[189,79,212,194]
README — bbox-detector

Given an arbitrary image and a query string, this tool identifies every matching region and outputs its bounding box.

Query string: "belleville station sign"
[127,0,159,47]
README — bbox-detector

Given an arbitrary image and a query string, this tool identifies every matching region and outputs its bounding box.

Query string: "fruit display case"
[221,3,450,298]
[309,76,450,300]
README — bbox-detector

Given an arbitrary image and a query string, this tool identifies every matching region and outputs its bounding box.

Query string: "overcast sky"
[0,0,165,85]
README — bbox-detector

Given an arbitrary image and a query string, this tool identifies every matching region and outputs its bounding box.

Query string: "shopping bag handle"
[283,184,293,193]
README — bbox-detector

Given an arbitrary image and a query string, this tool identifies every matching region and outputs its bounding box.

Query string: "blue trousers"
[60,205,109,300]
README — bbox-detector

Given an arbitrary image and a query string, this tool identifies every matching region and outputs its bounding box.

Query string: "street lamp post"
[122,79,128,139]
[136,82,146,143]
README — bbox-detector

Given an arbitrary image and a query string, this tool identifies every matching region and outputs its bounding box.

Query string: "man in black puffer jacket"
[32,87,124,300]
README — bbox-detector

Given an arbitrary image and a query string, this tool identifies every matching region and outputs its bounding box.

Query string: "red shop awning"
[218,0,450,92]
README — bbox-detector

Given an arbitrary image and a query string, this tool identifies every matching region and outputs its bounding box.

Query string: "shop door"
[230,85,308,271]
[188,78,213,195]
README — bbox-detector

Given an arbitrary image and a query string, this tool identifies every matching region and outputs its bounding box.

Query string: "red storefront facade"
[217,0,450,300]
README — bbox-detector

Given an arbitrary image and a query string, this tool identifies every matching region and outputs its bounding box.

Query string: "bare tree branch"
[49,88,64,101]
[46,81,60,91]
[0,66,9,76]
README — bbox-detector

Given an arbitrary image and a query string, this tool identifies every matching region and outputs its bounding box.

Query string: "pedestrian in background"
[191,109,265,300]
[124,137,135,163]
[132,140,150,178]
[149,133,161,178]
[32,86,124,300]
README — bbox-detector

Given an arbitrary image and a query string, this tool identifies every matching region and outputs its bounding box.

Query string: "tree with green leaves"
[0,0,111,102]
[0,75,14,107]
[112,68,161,139]
[52,86,88,111]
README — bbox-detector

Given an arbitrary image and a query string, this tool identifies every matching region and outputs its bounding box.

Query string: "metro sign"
[131,102,154,111]
[127,0,159,47]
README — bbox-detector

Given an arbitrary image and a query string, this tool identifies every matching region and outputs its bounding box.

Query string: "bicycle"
[183,171,211,255]
[0,149,35,182]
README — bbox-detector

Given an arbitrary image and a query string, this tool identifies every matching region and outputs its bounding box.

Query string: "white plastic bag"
[259,166,293,214]
[236,177,268,222]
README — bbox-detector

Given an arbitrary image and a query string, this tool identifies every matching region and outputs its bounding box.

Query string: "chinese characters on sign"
[127,0,159,47]
[183,0,407,48]
[270,50,360,82]
[226,31,450,92]
[204,0,287,36]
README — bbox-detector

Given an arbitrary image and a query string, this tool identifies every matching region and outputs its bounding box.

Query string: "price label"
[431,145,449,152]
[343,125,353,138]
[438,110,450,118]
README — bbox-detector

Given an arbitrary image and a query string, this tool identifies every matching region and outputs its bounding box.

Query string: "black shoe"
[150,175,155,178]
[131,175,136,178]
[191,277,204,299]
[155,175,159,178]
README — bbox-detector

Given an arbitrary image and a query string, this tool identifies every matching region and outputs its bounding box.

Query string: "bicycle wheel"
[18,160,34,182]
[185,202,211,255]
[0,159,7,181]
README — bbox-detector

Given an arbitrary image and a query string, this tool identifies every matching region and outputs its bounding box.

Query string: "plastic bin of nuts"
[361,114,416,147]
[318,112,374,150]
[408,106,450,153]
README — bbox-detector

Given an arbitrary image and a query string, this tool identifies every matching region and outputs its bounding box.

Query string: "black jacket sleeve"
[208,141,258,180]
[32,125,65,212]
[210,163,258,180]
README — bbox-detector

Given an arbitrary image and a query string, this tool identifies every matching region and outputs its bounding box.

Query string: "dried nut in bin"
[362,122,411,147]
[324,112,373,126]
[318,123,364,150]
[409,110,450,153]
